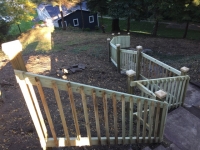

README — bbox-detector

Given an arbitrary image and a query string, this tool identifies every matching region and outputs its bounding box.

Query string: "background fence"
[109,36,189,110]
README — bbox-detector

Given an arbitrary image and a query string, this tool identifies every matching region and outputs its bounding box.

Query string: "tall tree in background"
[144,0,171,36]
[3,0,36,33]
[170,0,200,38]
[78,0,84,30]
[108,1,126,32]
[123,0,141,32]
[87,0,108,25]
[48,0,78,30]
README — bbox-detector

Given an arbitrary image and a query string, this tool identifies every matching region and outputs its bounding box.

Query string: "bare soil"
[0,29,200,150]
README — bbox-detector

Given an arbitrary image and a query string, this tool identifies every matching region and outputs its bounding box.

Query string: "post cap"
[136,45,143,50]
[180,66,189,73]
[107,38,110,41]
[127,32,130,35]
[116,44,120,47]
[2,40,22,59]
[126,69,136,77]
[112,33,115,36]
[155,90,167,99]
[118,32,120,35]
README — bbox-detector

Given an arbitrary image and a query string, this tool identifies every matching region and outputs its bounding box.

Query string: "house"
[36,1,99,29]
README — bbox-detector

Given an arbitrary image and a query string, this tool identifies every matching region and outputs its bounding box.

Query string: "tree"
[48,0,78,30]
[170,0,200,38]
[78,0,84,30]
[3,0,36,34]
[87,0,108,25]
[108,1,127,32]
[144,0,171,36]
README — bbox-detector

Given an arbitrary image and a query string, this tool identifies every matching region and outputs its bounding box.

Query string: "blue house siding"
[58,10,98,29]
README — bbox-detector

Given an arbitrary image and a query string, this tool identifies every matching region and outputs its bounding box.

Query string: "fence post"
[136,45,143,80]
[180,66,190,106]
[107,38,111,62]
[155,89,167,142]
[116,44,121,73]
[180,66,189,76]
[2,40,27,71]
[155,90,167,102]
[2,40,48,149]
[126,69,136,94]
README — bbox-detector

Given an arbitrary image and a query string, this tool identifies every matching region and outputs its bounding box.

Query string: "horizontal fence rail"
[131,76,190,109]
[14,70,168,149]
[140,53,181,79]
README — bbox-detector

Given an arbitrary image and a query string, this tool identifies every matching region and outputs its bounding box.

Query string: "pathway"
[143,84,200,150]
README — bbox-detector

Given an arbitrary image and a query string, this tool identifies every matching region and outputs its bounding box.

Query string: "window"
[89,15,94,23]
[61,21,67,27]
[73,19,79,26]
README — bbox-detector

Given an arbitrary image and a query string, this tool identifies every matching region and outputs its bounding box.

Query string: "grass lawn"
[102,18,200,40]
[9,20,34,36]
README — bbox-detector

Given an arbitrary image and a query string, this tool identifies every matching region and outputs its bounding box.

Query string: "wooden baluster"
[112,94,118,144]
[80,87,91,145]
[66,83,81,140]
[102,91,110,145]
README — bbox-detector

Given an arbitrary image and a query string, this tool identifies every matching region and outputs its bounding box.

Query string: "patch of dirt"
[0,31,200,150]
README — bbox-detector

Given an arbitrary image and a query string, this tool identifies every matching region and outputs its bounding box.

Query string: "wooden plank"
[80,87,91,145]
[154,103,160,143]
[172,79,178,106]
[122,95,125,144]
[112,94,118,144]
[120,49,137,54]
[148,101,155,143]
[179,78,187,106]
[169,79,175,108]
[92,89,101,144]
[52,81,71,145]
[35,77,58,146]
[176,79,183,108]
[129,97,133,144]
[142,53,181,75]
[142,101,148,142]
[14,70,167,107]
[46,137,161,147]
[159,102,168,142]
[16,76,46,148]
[136,99,141,143]
[137,82,156,99]
[102,91,110,145]
[66,83,81,140]
[25,78,47,139]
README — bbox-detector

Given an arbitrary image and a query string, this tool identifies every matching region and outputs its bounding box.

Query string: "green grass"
[9,20,34,36]
[102,18,200,40]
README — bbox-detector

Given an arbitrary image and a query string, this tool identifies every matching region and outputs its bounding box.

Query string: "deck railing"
[109,36,190,110]
[14,70,168,149]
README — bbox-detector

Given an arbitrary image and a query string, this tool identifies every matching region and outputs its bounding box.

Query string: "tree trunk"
[59,4,66,30]
[183,21,189,38]
[17,24,21,33]
[112,19,120,32]
[152,19,159,36]
[100,13,103,25]
[127,16,130,32]
[80,1,84,30]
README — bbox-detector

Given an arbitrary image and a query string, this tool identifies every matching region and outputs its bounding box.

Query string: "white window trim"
[89,15,94,23]
[73,19,79,26]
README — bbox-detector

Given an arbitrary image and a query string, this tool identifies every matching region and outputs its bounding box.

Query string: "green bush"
[0,18,11,43]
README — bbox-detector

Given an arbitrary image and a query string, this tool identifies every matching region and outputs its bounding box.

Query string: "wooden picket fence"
[14,70,168,149]
[2,38,188,149]
[108,35,189,110]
